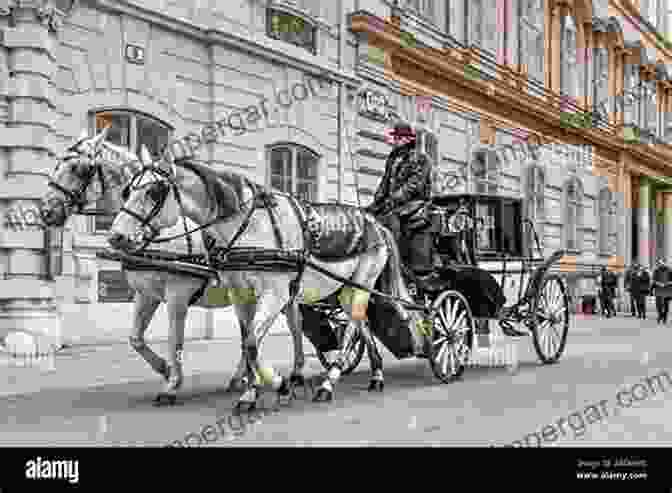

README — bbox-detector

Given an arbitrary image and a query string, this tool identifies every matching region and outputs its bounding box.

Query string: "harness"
[47,155,108,214]
[117,164,429,313]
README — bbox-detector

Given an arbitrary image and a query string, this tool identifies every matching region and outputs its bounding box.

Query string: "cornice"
[350,11,672,175]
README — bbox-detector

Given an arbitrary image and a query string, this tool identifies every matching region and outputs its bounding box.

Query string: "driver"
[365,118,436,283]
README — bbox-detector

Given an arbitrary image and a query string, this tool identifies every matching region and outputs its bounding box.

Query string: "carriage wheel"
[530,274,569,364]
[315,306,366,376]
[429,290,474,383]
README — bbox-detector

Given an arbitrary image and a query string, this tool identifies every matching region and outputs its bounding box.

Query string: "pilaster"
[0,0,65,348]
[638,177,652,269]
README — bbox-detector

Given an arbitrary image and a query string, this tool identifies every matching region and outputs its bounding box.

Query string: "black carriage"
[300,193,570,381]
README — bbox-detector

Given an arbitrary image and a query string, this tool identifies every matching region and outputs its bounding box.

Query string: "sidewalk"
[0,314,647,397]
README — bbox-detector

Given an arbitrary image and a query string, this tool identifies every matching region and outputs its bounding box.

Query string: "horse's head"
[108,160,180,252]
[41,127,114,226]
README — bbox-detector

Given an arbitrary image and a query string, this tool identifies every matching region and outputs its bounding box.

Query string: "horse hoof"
[153,393,177,406]
[368,380,384,392]
[233,400,256,414]
[312,388,333,402]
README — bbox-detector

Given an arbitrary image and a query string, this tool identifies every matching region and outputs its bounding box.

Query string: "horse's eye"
[147,184,166,203]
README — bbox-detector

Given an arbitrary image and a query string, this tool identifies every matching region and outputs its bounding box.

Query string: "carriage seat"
[302,203,379,260]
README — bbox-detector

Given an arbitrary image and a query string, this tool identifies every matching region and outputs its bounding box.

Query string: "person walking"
[624,263,637,316]
[631,264,651,319]
[599,266,617,318]
[652,258,672,324]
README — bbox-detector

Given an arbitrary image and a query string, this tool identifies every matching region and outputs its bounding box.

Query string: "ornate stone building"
[0,0,670,345]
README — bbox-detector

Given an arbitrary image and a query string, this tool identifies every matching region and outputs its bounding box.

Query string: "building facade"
[1,0,671,345]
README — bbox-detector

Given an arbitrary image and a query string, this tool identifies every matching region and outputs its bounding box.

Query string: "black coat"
[630,270,651,296]
[370,142,432,215]
[652,265,672,297]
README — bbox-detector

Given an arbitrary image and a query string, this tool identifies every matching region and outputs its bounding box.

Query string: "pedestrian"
[631,264,651,319]
[652,258,672,324]
[624,263,637,316]
[599,266,617,318]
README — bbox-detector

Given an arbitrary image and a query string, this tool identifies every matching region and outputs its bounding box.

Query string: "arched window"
[92,110,171,232]
[519,0,544,83]
[564,177,584,251]
[268,143,318,202]
[598,187,614,255]
[525,165,545,252]
[560,14,581,102]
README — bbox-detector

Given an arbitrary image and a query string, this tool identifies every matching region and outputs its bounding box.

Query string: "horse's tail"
[376,223,411,302]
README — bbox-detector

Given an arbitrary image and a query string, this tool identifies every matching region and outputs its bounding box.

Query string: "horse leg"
[284,302,307,388]
[362,323,384,392]
[128,292,166,379]
[235,292,292,413]
[224,319,250,393]
[154,296,188,406]
[313,317,361,402]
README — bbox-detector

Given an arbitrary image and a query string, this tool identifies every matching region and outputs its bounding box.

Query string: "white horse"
[39,128,308,404]
[109,158,414,408]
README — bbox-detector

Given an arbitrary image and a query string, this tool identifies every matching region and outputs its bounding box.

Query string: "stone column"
[638,177,652,269]
[0,1,63,349]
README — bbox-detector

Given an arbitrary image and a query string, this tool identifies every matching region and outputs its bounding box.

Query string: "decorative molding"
[0,0,73,32]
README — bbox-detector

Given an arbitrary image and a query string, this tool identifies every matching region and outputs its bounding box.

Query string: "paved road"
[0,313,670,446]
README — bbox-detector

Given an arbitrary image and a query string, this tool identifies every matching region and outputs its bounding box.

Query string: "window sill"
[564,249,582,256]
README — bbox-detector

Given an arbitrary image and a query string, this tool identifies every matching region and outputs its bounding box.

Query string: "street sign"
[125,44,145,65]
[98,270,134,302]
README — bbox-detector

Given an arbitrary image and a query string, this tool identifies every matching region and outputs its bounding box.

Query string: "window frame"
[525,164,545,254]
[89,109,172,233]
[598,187,614,256]
[471,147,500,195]
[267,143,320,202]
[560,13,580,100]
[518,0,544,83]
[564,177,584,252]
[265,7,317,55]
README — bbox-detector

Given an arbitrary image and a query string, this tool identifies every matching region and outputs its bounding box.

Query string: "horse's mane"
[177,159,253,217]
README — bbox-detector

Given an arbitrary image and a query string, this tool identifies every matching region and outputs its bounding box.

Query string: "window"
[598,187,614,255]
[92,110,171,231]
[470,0,498,54]
[266,9,317,54]
[472,148,499,194]
[405,0,437,23]
[268,144,318,202]
[593,48,609,123]
[561,14,580,100]
[642,79,658,137]
[519,0,544,82]
[525,165,545,252]
[564,178,583,251]
[623,64,641,127]
[54,0,75,13]
[417,130,438,163]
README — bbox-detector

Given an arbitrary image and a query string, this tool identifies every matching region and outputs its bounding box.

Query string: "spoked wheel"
[530,274,569,364]
[316,306,366,376]
[429,290,474,383]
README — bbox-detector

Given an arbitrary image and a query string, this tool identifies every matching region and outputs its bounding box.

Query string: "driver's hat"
[389,117,416,139]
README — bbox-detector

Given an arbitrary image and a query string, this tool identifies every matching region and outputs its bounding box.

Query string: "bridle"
[47,152,108,214]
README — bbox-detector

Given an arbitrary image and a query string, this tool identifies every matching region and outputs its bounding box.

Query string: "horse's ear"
[90,125,111,148]
[140,145,152,165]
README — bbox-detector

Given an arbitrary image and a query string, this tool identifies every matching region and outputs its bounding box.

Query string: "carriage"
[299,193,570,381]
